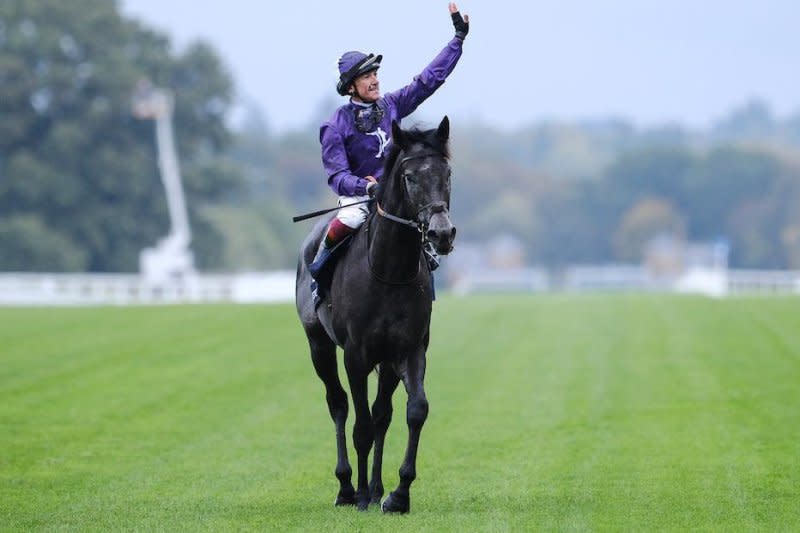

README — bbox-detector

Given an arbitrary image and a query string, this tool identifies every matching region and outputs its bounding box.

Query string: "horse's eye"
[405,173,417,184]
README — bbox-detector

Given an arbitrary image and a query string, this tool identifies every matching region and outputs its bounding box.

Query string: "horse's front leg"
[345,356,373,511]
[369,365,400,505]
[382,351,428,514]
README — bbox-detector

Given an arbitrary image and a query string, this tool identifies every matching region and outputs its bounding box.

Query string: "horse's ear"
[436,115,450,141]
[391,120,405,148]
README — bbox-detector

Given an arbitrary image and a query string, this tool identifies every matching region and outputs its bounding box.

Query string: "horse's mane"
[374,125,450,207]
[384,126,450,173]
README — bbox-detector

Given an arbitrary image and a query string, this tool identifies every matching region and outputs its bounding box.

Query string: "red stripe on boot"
[324,218,355,248]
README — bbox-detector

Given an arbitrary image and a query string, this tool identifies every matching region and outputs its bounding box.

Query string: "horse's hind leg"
[382,351,429,514]
[369,365,400,505]
[308,332,355,506]
[344,356,374,511]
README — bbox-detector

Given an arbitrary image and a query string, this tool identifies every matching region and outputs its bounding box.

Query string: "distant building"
[487,234,526,269]
[644,233,729,278]
[447,233,526,275]
[444,234,548,294]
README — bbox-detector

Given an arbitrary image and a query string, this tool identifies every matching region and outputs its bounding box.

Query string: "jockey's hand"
[366,177,379,198]
[449,3,469,40]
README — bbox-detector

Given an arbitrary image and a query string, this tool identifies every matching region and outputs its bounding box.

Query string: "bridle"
[375,151,450,240]
[368,149,450,285]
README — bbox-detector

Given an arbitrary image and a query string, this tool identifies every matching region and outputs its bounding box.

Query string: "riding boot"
[309,218,355,306]
[309,242,333,280]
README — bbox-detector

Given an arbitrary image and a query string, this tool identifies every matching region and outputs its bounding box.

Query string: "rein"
[366,214,424,285]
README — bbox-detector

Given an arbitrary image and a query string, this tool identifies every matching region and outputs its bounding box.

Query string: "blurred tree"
[684,147,780,242]
[274,132,332,211]
[727,199,783,268]
[201,200,307,271]
[604,147,695,213]
[782,223,800,269]
[0,0,242,271]
[613,198,686,262]
[0,214,87,270]
[712,99,775,140]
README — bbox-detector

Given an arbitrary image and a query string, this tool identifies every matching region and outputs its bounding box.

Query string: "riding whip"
[292,198,374,223]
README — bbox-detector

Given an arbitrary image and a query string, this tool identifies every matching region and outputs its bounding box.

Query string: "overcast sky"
[121,0,799,133]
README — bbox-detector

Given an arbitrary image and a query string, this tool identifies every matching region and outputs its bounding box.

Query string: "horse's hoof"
[381,491,410,514]
[369,482,384,505]
[334,487,356,506]
[357,498,370,512]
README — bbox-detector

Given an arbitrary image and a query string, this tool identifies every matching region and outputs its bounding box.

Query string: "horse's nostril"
[427,227,456,242]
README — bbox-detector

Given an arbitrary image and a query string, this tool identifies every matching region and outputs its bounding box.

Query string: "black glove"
[366,181,379,198]
[452,11,469,40]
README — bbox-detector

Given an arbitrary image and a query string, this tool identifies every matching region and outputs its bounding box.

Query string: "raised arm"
[384,3,470,118]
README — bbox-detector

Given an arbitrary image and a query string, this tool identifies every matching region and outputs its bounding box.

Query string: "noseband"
[376,151,449,237]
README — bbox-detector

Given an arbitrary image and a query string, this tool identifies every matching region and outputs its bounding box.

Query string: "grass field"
[1,294,799,531]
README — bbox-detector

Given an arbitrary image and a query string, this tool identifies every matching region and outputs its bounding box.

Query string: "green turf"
[1,295,799,531]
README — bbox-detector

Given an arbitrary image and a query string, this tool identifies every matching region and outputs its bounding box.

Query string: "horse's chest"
[331,303,429,355]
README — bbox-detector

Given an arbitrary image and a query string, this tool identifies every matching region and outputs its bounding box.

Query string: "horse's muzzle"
[427,211,456,255]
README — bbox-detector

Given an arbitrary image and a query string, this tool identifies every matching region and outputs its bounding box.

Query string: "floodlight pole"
[132,81,195,283]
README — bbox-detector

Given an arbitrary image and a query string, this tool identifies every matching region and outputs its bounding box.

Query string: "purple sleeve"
[320,125,369,196]
[385,37,464,118]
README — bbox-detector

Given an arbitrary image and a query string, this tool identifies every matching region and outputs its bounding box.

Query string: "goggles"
[354,103,385,133]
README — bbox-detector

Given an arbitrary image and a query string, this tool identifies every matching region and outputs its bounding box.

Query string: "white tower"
[132,81,195,284]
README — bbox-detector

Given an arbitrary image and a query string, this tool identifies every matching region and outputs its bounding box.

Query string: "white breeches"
[335,195,370,229]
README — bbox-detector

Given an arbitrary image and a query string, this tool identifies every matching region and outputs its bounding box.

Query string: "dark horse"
[295,117,456,513]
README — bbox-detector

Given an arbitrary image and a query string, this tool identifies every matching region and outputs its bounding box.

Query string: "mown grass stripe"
[1,295,799,531]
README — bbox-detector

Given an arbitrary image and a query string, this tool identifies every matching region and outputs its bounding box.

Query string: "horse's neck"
[368,170,422,281]
[369,216,421,278]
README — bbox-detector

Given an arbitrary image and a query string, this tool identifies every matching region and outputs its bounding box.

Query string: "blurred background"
[2,0,799,302]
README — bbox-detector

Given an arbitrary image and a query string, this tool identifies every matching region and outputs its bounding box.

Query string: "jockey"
[309,3,470,285]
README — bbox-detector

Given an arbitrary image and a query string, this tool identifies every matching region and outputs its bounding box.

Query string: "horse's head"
[384,116,456,255]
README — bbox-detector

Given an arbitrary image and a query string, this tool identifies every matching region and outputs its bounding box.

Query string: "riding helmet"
[336,51,382,96]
